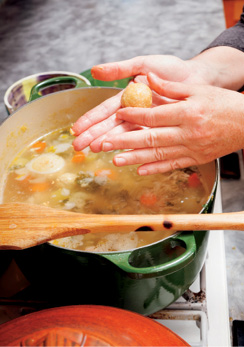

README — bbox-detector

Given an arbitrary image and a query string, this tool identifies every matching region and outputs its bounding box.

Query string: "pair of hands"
[72,55,244,175]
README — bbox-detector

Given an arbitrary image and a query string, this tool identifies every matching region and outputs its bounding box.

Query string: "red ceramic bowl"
[0,305,190,346]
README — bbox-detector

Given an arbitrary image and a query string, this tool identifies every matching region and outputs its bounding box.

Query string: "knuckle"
[169,160,181,171]
[145,131,158,147]
[143,109,156,127]
[152,147,165,161]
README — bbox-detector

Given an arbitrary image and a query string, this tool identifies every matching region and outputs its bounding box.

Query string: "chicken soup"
[3,127,210,252]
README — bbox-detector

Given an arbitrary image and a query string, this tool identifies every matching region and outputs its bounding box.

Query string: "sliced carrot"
[71,151,86,163]
[31,141,46,153]
[188,173,201,188]
[95,168,117,180]
[140,192,157,206]
[29,181,50,192]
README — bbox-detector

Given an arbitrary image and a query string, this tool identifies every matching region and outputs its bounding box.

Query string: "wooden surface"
[0,305,190,346]
[2,202,244,249]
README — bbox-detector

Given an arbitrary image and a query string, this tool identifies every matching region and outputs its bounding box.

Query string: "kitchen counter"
[0,0,240,345]
[0,0,225,120]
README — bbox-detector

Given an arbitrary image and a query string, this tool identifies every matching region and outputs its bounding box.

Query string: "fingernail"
[138,169,148,176]
[91,66,103,77]
[70,128,75,135]
[114,157,126,166]
[102,142,114,151]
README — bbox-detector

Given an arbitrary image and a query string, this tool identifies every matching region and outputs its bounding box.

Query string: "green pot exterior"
[13,232,208,315]
[14,170,217,315]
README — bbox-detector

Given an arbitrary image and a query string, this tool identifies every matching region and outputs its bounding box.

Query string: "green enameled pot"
[0,87,218,315]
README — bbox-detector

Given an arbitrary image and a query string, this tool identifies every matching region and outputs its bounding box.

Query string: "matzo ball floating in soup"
[121,83,152,108]
[3,126,209,252]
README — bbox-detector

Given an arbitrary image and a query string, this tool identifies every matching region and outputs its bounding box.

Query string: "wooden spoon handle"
[1,203,244,250]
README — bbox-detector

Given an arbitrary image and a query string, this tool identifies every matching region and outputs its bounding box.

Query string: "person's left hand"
[72,55,203,152]
[100,73,244,175]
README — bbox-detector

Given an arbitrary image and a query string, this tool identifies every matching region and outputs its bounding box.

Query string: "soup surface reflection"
[3,127,209,252]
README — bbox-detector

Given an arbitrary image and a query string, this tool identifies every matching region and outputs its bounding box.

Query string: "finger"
[134,75,148,84]
[147,72,193,100]
[113,145,189,166]
[151,91,178,106]
[73,114,123,151]
[116,104,184,127]
[102,127,183,151]
[134,76,177,106]
[71,90,123,135]
[90,122,143,153]
[137,157,198,176]
[91,56,147,81]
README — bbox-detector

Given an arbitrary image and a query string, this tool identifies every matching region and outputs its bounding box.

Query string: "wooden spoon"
[0,202,244,250]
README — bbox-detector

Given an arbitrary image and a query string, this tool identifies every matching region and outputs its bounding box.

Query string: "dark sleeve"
[205,6,244,53]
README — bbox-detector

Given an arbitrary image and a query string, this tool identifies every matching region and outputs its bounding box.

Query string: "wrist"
[188,47,244,90]
[185,58,220,86]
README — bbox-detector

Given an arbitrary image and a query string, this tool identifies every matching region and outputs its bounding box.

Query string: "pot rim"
[3,87,123,122]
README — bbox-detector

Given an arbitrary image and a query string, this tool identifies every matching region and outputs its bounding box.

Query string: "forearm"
[186,15,244,91]
[188,46,244,90]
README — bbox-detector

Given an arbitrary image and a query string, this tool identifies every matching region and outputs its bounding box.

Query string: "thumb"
[91,57,145,81]
[147,72,193,100]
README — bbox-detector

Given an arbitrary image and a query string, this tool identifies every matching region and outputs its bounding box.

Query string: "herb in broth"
[3,126,209,252]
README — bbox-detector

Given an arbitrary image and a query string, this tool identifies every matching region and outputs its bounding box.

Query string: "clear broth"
[3,127,209,252]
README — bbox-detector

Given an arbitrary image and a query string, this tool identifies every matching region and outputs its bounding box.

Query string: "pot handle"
[101,232,196,278]
[29,76,89,101]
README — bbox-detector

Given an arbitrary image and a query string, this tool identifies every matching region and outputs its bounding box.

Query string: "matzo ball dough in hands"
[103,73,244,175]
[71,55,198,153]
[121,83,152,108]
[71,51,244,174]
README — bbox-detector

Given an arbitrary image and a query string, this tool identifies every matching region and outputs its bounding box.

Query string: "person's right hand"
[72,55,213,152]
[102,73,244,175]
